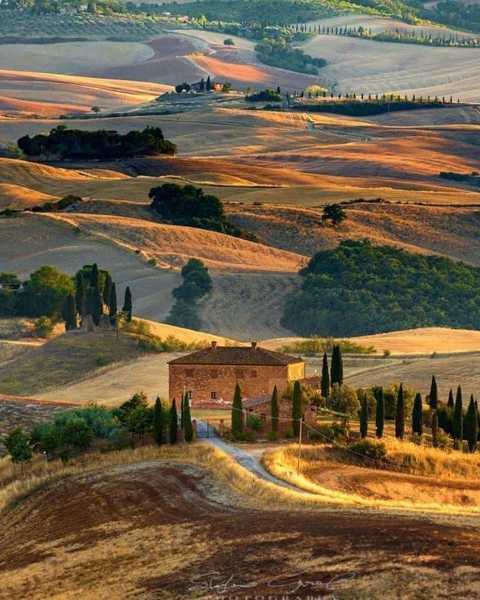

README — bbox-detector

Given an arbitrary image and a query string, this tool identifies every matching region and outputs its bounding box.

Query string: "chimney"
[211,341,218,350]
[251,341,257,350]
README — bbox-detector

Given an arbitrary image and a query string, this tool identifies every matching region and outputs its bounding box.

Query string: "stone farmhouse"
[168,342,305,408]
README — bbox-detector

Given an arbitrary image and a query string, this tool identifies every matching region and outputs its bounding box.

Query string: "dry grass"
[263,443,480,515]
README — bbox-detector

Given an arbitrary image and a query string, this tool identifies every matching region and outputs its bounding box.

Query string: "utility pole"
[297,418,303,475]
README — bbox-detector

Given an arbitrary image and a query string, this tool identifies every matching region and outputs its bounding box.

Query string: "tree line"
[4,391,195,467]
[18,125,176,160]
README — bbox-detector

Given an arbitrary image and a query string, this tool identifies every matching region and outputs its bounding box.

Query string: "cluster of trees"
[4,392,194,466]
[282,240,480,337]
[18,125,176,160]
[358,377,480,453]
[68,263,133,330]
[295,98,447,117]
[246,88,282,103]
[0,263,133,334]
[167,259,212,331]
[149,183,255,240]
[255,37,326,75]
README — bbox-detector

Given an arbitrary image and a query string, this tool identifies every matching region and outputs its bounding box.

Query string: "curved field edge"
[262,444,480,516]
[1,442,479,522]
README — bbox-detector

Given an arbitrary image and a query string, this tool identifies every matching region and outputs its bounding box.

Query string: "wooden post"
[297,418,303,475]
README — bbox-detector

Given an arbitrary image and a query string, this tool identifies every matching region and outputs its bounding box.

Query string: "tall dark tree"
[103,272,113,308]
[183,396,194,442]
[375,387,385,438]
[359,395,368,438]
[231,384,243,436]
[206,75,212,91]
[464,395,478,453]
[109,282,117,325]
[447,389,454,409]
[271,385,279,433]
[292,380,302,437]
[429,376,438,410]
[453,385,463,449]
[123,286,133,322]
[89,262,100,289]
[63,293,77,331]
[87,280,103,326]
[395,383,405,440]
[330,345,343,385]
[412,392,423,437]
[153,397,164,446]
[75,271,86,317]
[169,398,178,444]
[321,352,330,399]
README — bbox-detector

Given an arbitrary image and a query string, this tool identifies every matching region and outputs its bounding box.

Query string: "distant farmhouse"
[168,342,305,408]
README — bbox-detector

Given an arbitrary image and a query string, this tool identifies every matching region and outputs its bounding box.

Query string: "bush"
[247,414,263,431]
[328,384,360,417]
[349,439,387,461]
[267,431,278,442]
[34,316,54,338]
[309,421,348,444]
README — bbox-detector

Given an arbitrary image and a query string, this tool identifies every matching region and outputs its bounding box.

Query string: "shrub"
[328,384,360,417]
[247,414,263,432]
[267,431,278,442]
[349,439,387,461]
[34,316,54,338]
[309,421,348,444]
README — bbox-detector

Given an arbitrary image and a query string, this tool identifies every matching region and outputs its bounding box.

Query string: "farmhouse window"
[235,369,245,378]
[186,391,192,400]
[211,391,217,400]
[185,369,194,378]
[250,370,258,378]
[210,369,219,378]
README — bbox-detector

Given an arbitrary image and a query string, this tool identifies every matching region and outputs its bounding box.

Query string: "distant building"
[168,342,305,408]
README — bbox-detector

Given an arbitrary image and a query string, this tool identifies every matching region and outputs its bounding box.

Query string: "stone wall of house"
[169,362,304,408]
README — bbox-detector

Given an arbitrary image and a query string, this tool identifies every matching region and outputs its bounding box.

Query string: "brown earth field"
[1,459,480,599]
[0,69,172,117]
[0,104,478,206]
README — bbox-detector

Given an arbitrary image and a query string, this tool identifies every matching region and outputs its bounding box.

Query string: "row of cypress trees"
[153,393,194,445]
[62,263,133,330]
[321,345,344,398]
[359,379,480,453]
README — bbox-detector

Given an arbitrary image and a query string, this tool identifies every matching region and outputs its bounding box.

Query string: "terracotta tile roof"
[168,343,303,366]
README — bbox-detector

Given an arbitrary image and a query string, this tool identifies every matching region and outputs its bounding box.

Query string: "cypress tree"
[464,395,478,453]
[271,385,279,433]
[103,272,113,308]
[375,387,385,438]
[447,389,454,409]
[75,272,86,317]
[431,410,439,447]
[123,286,133,322]
[231,384,243,436]
[321,352,330,399]
[109,282,117,325]
[63,293,77,331]
[453,386,463,449]
[395,383,405,440]
[153,397,164,445]
[87,281,103,326]
[292,380,302,437]
[412,392,423,437]
[169,398,178,444]
[90,262,100,288]
[359,395,368,438]
[429,376,438,410]
[206,75,212,91]
[184,397,194,442]
[330,345,344,385]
